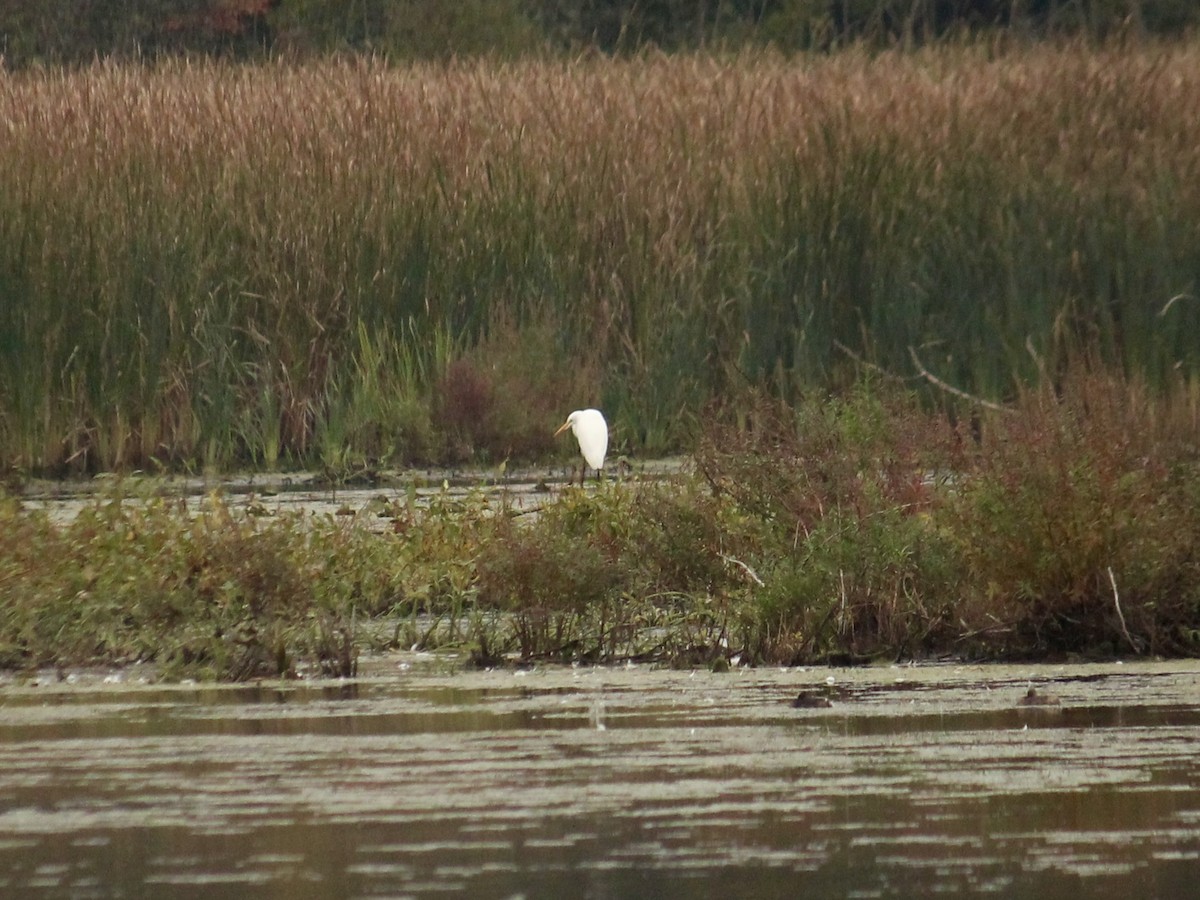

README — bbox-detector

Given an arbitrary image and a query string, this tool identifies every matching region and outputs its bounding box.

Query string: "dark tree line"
[1,1,1196,67]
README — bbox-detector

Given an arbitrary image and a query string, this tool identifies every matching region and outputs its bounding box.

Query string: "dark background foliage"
[1,0,1196,67]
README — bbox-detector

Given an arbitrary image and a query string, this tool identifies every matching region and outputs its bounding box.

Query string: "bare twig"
[908,346,1011,413]
[1024,335,1048,381]
[721,553,764,587]
[833,340,914,383]
[1159,292,1196,317]
[1107,566,1141,654]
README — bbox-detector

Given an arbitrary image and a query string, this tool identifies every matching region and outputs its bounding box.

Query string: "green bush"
[698,385,962,663]
[0,490,389,678]
[947,368,1200,657]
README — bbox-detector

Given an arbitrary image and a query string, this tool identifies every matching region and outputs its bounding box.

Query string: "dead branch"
[907,346,1011,413]
[1108,566,1142,654]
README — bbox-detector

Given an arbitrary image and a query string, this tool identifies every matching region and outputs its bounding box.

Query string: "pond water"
[0,659,1198,899]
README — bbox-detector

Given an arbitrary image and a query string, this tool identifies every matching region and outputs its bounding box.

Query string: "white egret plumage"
[554,408,607,483]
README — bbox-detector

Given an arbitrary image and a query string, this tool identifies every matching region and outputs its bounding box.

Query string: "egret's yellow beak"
[553,420,571,437]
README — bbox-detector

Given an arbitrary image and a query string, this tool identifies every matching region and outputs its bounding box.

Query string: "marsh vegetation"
[2,44,1199,474]
[3,374,1198,680]
[2,43,1199,679]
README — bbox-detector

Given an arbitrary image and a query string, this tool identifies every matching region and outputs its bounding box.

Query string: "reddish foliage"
[161,0,279,39]
[433,360,498,461]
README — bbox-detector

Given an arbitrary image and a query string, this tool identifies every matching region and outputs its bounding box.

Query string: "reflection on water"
[1,660,1198,898]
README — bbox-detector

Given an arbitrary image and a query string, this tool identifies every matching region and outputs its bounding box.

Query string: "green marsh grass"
[2,45,1200,473]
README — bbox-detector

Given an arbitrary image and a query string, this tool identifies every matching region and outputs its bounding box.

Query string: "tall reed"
[2,44,1198,472]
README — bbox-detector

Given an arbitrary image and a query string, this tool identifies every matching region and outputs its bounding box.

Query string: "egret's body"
[554,408,608,481]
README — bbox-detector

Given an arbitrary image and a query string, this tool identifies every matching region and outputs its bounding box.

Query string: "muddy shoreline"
[12,458,688,526]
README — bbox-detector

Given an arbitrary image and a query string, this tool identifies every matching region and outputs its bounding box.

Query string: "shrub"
[948,366,1200,657]
[698,385,962,663]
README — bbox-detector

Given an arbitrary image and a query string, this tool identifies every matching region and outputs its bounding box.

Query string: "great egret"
[554,408,607,483]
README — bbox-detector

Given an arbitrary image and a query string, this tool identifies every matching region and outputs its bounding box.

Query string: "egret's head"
[553,411,579,437]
